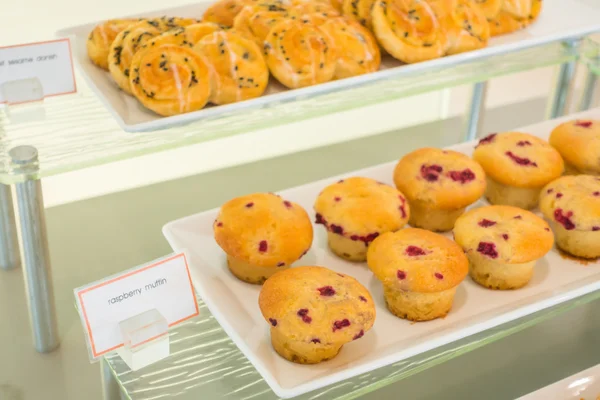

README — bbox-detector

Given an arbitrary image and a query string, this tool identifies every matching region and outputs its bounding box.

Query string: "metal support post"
[10,145,59,353]
[547,39,580,119]
[465,81,488,141]
[0,183,20,270]
[579,67,599,111]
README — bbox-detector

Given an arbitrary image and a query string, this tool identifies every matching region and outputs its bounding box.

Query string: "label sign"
[74,253,199,359]
[0,39,76,104]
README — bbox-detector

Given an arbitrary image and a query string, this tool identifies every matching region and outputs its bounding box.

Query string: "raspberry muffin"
[473,132,564,209]
[214,192,313,284]
[539,175,600,259]
[393,148,486,232]
[367,228,468,321]
[453,205,554,290]
[258,266,376,364]
[549,119,600,176]
[314,177,410,262]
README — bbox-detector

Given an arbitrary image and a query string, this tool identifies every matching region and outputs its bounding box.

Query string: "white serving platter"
[518,364,600,400]
[162,109,600,399]
[57,0,600,132]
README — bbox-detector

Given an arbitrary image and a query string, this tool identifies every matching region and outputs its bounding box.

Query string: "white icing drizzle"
[170,61,185,113]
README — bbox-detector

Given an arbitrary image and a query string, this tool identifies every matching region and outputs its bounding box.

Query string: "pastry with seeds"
[342,0,375,29]
[314,177,410,262]
[367,228,468,321]
[473,132,564,209]
[129,44,211,116]
[473,0,502,20]
[233,4,289,46]
[194,30,269,105]
[549,119,600,176]
[429,0,490,55]
[87,19,138,70]
[203,0,255,27]
[108,20,163,94]
[539,175,600,259]
[264,18,337,89]
[454,205,553,290]
[259,266,375,364]
[393,147,486,232]
[145,23,223,49]
[321,17,381,79]
[372,0,448,64]
[489,0,542,36]
[214,192,313,284]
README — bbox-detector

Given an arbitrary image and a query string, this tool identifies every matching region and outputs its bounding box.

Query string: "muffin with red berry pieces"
[367,228,468,321]
[549,119,600,175]
[454,205,554,290]
[214,192,313,284]
[539,175,600,259]
[393,148,486,232]
[473,132,564,210]
[259,266,375,364]
[313,177,410,262]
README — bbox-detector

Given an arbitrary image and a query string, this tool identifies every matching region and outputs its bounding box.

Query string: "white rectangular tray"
[58,0,600,132]
[518,363,600,400]
[162,109,600,399]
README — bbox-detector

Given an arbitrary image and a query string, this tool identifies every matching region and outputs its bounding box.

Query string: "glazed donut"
[147,23,223,49]
[263,18,336,88]
[342,0,376,29]
[321,17,380,79]
[108,20,163,94]
[129,44,211,116]
[194,30,269,104]
[429,0,489,55]
[87,19,138,70]
[372,0,447,64]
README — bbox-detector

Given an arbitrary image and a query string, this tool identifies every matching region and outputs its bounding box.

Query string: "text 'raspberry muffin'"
[549,119,600,176]
[453,205,554,290]
[214,192,313,284]
[393,148,486,232]
[539,175,600,259]
[258,266,376,364]
[314,177,410,262]
[367,228,468,321]
[473,132,564,210]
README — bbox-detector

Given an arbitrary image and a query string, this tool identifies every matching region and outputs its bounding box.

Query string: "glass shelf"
[0,39,583,184]
[105,289,600,400]
[583,37,600,75]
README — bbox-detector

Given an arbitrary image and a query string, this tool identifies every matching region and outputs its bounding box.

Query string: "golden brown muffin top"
[549,119,600,174]
[367,228,468,293]
[393,148,486,210]
[259,266,376,345]
[214,192,313,267]
[453,205,554,264]
[539,175,600,232]
[313,177,409,243]
[473,132,564,188]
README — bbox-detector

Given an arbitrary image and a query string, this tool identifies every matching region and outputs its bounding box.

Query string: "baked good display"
[258,266,376,364]
[87,19,139,70]
[213,192,313,284]
[321,17,381,79]
[472,132,564,210]
[393,147,486,232]
[372,0,448,64]
[264,18,336,89]
[194,31,269,104]
[539,175,600,259]
[429,0,490,55]
[313,177,410,261]
[549,119,600,176]
[453,205,553,289]
[367,228,468,321]
[129,44,212,116]
[88,0,543,116]
[488,0,542,36]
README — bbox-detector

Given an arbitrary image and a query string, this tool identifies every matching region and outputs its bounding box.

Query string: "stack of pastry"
[87,0,541,116]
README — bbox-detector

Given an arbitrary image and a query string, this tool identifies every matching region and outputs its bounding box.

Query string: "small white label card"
[74,252,199,360]
[0,39,76,104]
